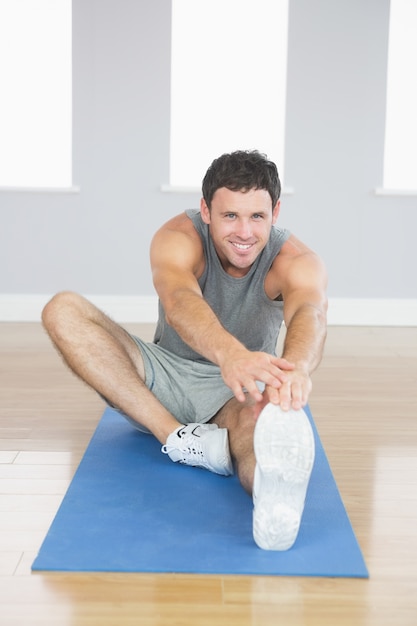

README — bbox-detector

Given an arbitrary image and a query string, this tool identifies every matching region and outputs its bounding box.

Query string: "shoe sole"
[253,404,315,550]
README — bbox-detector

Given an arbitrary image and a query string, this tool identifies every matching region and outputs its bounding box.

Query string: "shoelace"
[162,431,206,465]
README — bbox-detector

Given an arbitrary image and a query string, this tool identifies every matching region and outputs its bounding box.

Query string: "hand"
[219,348,295,403]
[263,366,312,411]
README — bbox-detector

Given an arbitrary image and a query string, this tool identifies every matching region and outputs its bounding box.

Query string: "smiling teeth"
[233,243,252,250]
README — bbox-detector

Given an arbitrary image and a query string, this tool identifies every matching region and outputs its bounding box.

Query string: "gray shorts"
[104,334,235,434]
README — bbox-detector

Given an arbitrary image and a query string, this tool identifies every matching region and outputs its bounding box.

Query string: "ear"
[272,200,281,225]
[200,198,211,224]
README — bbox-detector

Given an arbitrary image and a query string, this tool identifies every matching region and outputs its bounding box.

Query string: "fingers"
[232,376,302,406]
[271,357,296,372]
[222,352,306,406]
[231,378,264,404]
[223,352,288,403]
[258,359,293,388]
[278,380,303,411]
[263,375,310,411]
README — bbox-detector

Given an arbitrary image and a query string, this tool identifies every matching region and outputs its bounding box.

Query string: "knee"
[41,291,83,333]
[215,397,256,434]
[223,402,256,444]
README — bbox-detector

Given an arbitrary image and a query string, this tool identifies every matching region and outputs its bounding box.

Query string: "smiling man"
[42,150,328,550]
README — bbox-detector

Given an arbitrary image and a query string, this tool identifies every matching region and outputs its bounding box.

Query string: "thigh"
[75,294,147,378]
[44,291,147,379]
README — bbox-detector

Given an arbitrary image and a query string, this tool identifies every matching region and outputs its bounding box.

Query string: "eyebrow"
[220,208,270,215]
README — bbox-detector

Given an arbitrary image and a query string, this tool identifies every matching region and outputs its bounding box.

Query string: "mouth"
[230,242,254,251]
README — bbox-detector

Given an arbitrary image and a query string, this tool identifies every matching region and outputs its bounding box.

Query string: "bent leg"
[42,291,180,443]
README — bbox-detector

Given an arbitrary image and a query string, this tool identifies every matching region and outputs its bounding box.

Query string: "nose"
[235,218,252,240]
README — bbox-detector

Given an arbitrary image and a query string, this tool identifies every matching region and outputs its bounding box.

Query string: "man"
[42,150,328,551]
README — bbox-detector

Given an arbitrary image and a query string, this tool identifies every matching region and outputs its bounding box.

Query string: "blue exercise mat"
[32,406,368,577]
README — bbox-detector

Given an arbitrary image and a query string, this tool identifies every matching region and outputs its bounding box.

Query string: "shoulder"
[150,212,205,275]
[265,234,327,298]
[278,233,320,261]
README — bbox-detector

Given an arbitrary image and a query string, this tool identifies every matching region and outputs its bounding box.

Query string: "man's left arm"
[266,238,328,410]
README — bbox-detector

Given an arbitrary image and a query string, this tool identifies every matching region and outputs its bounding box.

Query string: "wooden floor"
[0,322,416,625]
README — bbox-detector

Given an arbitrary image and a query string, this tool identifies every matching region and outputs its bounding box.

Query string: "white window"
[383,0,417,191]
[0,0,72,189]
[169,0,289,190]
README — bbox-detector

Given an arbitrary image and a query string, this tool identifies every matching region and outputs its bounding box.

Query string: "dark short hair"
[202,150,281,209]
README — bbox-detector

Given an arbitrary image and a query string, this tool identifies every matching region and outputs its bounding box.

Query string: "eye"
[252,213,264,220]
[225,213,237,219]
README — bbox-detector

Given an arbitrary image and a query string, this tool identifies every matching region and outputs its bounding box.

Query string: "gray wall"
[1,0,416,298]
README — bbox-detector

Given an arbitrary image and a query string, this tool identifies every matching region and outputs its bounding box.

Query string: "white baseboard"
[0,294,158,324]
[327,298,417,326]
[0,294,416,326]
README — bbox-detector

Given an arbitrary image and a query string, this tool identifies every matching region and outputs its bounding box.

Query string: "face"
[200,187,280,277]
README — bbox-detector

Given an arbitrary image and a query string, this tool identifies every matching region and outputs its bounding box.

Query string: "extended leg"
[42,291,180,443]
[212,397,315,550]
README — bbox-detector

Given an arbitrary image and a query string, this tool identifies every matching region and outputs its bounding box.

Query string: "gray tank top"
[153,209,290,363]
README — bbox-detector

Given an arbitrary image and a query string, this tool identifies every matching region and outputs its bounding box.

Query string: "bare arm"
[264,235,328,410]
[151,214,241,363]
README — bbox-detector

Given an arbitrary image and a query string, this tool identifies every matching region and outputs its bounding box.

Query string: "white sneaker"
[253,403,315,550]
[161,423,234,476]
